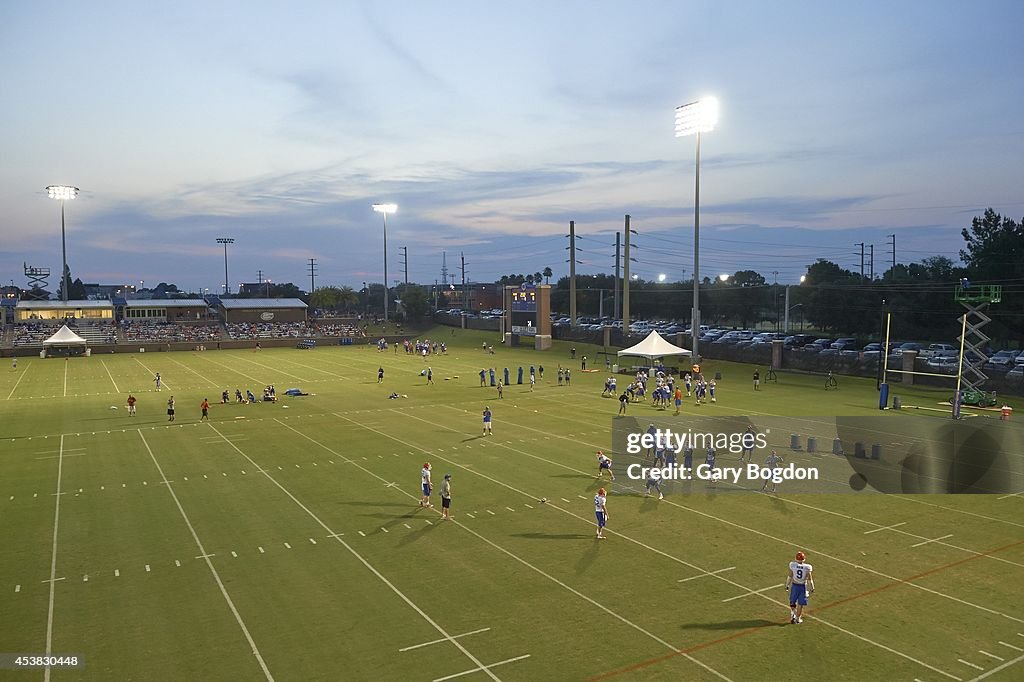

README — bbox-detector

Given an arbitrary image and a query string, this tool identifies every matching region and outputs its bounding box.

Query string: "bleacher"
[121,321,223,343]
[72,323,118,345]
[226,322,312,339]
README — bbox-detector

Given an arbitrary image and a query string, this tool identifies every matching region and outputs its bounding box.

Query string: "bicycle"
[825,371,838,390]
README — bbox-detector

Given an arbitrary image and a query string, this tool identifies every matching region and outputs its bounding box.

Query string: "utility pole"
[307,258,317,293]
[434,279,439,311]
[399,246,409,289]
[887,234,896,277]
[257,269,263,295]
[856,243,865,282]
[613,232,621,320]
[622,216,632,333]
[460,252,468,311]
[869,244,874,281]
[568,221,578,327]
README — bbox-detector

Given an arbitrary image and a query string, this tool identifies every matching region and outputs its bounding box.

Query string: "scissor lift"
[23,262,50,300]
[954,284,1001,392]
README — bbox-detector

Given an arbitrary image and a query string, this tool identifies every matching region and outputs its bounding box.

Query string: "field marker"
[486,510,495,515]
[326,533,344,539]
[137,430,273,680]
[358,531,366,537]
[175,560,181,567]
[100,360,120,393]
[722,584,783,603]
[577,495,586,499]
[43,434,66,682]
[958,659,984,671]
[114,569,120,577]
[284,542,292,549]
[425,520,433,525]
[678,567,736,583]
[15,584,20,592]
[258,546,265,553]
[83,575,88,582]
[505,507,515,512]
[380,528,389,533]
[863,522,907,534]
[997,491,1024,500]
[399,627,491,652]
[978,651,1004,662]
[403,524,411,529]
[100,486,104,490]
[911,534,954,548]
[999,641,1023,652]
[309,538,316,545]
[195,554,216,559]
[209,423,500,681]
[231,551,238,558]
[63,361,67,397]
[145,564,151,573]
[465,513,475,519]
[561,497,571,503]
[523,503,533,509]
[432,654,532,682]
[970,652,1024,680]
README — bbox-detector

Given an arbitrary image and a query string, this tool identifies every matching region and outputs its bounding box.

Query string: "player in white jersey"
[785,551,815,623]
[420,463,433,508]
[761,449,784,493]
[594,488,608,539]
[596,451,615,481]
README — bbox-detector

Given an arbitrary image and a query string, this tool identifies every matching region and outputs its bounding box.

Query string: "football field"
[1,331,1022,681]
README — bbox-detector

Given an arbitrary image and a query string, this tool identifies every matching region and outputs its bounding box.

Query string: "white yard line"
[433,655,531,682]
[132,357,169,390]
[722,584,783,603]
[63,361,68,397]
[223,354,311,382]
[6,361,29,399]
[911,534,955,548]
[678,567,735,583]
[399,627,491,652]
[166,356,219,388]
[137,430,273,681]
[205,423,500,681]
[967,652,1024,681]
[192,355,265,384]
[43,435,66,682]
[100,360,120,393]
[863,522,907,534]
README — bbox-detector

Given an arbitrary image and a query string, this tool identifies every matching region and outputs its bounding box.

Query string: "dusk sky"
[2,1,1023,294]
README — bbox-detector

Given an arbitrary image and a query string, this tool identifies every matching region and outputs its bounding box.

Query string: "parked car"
[894,342,924,356]
[830,338,858,351]
[926,356,959,372]
[985,350,1018,371]
[1006,364,1024,381]
[920,343,958,359]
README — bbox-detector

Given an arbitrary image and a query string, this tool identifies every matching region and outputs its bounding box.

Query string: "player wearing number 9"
[785,551,815,624]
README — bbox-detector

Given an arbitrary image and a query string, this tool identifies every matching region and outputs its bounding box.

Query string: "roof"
[617,330,692,360]
[125,299,209,308]
[219,298,307,310]
[43,325,88,346]
[17,300,113,310]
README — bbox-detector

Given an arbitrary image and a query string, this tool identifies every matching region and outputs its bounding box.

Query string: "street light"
[216,238,234,295]
[675,96,719,361]
[783,275,808,333]
[657,273,667,283]
[46,185,79,302]
[372,203,397,323]
[718,273,729,282]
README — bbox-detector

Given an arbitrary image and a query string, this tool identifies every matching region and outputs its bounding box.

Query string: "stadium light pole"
[675,96,719,361]
[216,238,234,295]
[46,185,79,303]
[372,203,397,323]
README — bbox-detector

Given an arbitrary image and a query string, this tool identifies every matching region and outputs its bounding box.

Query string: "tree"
[534,272,543,286]
[400,286,430,320]
[543,267,553,284]
[961,209,1024,282]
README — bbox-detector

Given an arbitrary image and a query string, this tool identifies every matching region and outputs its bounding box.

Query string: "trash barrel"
[807,437,817,453]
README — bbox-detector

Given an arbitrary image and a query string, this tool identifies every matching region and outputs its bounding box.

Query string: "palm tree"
[534,272,543,286]
[543,267,553,284]
[525,274,534,285]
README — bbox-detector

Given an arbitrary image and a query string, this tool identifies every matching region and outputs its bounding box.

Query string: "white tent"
[42,325,88,347]
[617,330,691,363]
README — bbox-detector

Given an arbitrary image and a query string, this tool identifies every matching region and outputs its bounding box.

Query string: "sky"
[2,0,1023,294]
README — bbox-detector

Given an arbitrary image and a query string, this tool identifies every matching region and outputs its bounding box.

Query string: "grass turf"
[0,328,1021,681]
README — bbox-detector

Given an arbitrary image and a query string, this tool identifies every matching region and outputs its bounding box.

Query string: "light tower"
[216,238,235,295]
[372,203,397,322]
[46,185,80,302]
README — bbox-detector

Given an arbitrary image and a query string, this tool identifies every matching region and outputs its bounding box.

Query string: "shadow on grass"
[511,533,594,540]
[679,619,779,631]
[461,435,485,443]
[396,514,441,547]
[575,538,602,574]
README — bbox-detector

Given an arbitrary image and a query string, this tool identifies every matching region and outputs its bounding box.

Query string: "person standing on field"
[440,473,453,520]
[200,397,210,421]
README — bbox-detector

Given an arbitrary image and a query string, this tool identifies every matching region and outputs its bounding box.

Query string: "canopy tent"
[42,325,88,347]
[617,330,691,362]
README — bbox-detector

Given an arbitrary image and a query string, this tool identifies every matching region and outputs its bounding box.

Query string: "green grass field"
[1,329,1021,681]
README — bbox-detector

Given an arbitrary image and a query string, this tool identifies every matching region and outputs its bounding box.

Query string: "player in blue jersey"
[594,488,608,539]
[786,551,815,623]
[645,474,664,500]
[705,445,717,487]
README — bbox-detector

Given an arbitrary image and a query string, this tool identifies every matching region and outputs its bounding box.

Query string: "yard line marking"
[327,533,345,539]
[145,564,151,573]
[403,524,411,529]
[309,538,317,545]
[577,495,586,499]
[486,510,495,515]
[114,569,119,577]
[465,513,475,519]
[959,659,984,671]
[978,651,1004,662]
[380,528,389,533]
[999,641,1023,652]
[284,542,291,549]
[82,575,87,582]
[137,430,273,681]
[175,560,181,567]
[722,584,783,603]
[15,585,20,593]
[968,652,1024,681]
[63,361,67,397]
[6,361,30,399]
[433,655,531,682]
[425,520,433,525]
[863,522,907,534]
[41,577,65,583]
[505,507,515,512]
[43,434,66,682]
[231,551,238,558]
[258,546,265,554]
[358,531,366,537]
[523,503,533,509]
[206,423,502,682]
[678,567,736,583]
[399,627,491,652]
[561,498,571,503]
[100,360,120,393]
[911,534,954,548]
[996,491,1024,500]
[132,357,169,389]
